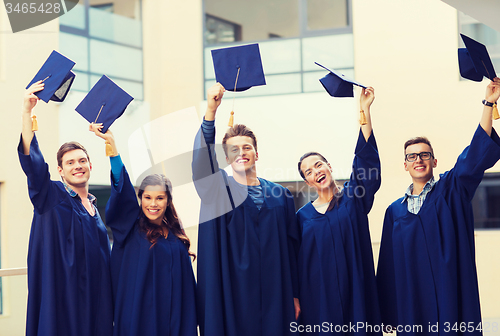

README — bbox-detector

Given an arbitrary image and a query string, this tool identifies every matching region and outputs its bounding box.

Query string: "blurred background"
[1,0,500,334]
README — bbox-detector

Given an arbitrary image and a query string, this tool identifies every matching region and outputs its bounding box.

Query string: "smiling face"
[57,149,92,189]
[300,155,333,192]
[404,143,437,183]
[225,136,258,174]
[141,185,168,226]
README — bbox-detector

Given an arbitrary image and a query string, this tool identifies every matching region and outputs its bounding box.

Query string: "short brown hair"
[222,124,258,156]
[57,142,90,167]
[404,137,434,156]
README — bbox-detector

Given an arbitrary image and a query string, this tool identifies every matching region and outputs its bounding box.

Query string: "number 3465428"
[5,3,62,14]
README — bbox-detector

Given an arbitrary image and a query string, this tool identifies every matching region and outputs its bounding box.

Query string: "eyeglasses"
[405,152,433,162]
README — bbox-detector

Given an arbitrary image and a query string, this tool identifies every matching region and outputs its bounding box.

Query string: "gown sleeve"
[448,125,500,201]
[344,129,381,214]
[18,134,63,213]
[192,120,236,223]
[105,164,141,246]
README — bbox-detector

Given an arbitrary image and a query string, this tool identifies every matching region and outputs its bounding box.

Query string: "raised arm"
[91,124,140,244]
[346,87,380,213]
[360,86,374,141]
[480,78,500,136]
[21,81,44,155]
[192,83,227,183]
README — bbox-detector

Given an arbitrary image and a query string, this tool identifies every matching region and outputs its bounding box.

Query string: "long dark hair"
[137,174,196,260]
[298,152,342,212]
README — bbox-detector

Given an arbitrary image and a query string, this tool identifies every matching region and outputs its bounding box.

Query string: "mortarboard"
[316,62,369,125]
[76,75,134,156]
[459,34,499,119]
[459,33,497,81]
[26,50,76,103]
[211,43,266,127]
[315,62,366,98]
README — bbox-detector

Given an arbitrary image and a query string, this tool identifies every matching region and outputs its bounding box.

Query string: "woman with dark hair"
[91,124,197,336]
[296,87,382,335]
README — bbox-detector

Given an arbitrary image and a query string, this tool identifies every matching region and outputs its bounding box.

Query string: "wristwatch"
[482,99,494,107]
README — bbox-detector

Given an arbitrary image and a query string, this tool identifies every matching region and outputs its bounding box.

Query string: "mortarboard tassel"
[105,141,114,157]
[31,115,38,131]
[359,110,367,125]
[228,67,241,128]
[493,103,500,120]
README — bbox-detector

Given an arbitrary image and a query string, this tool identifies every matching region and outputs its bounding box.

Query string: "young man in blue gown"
[377,78,500,335]
[19,82,113,336]
[193,83,301,336]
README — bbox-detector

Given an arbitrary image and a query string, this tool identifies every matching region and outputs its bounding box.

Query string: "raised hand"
[360,86,375,111]
[23,81,44,113]
[205,83,226,120]
[485,77,500,103]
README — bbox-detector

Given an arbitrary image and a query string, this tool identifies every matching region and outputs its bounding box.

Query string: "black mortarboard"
[315,62,366,98]
[26,50,76,103]
[75,75,134,134]
[211,43,266,92]
[459,33,497,81]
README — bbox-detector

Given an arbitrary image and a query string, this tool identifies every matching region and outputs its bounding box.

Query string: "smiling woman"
[90,124,197,336]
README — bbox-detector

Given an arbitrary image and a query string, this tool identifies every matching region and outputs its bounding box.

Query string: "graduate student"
[192,82,301,336]
[19,82,113,335]
[377,78,500,335]
[90,124,197,336]
[297,87,381,335]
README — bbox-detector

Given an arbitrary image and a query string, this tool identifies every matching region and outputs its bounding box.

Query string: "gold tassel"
[31,115,38,131]
[359,110,367,125]
[105,141,114,157]
[493,103,500,120]
[228,111,234,128]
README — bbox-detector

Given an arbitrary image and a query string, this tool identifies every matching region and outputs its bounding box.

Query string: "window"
[472,173,500,229]
[203,0,354,97]
[59,0,144,99]
[458,12,500,79]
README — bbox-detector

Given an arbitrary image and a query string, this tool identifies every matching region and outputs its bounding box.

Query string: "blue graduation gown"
[18,135,113,336]
[377,125,500,335]
[296,130,381,335]
[106,165,197,336]
[192,128,300,336]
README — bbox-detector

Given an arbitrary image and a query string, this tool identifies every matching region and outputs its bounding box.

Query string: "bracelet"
[483,99,494,107]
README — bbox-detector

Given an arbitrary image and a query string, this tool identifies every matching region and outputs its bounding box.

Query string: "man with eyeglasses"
[377,78,500,336]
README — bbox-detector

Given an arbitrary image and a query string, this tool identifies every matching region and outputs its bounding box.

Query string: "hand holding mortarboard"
[315,62,369,125]
[25,51,76,132]
[459,34,499,120]
[21,81,46,155]
[89,123,118,157]
[23,81,44,122]
[485,78,500,105]
[211,43,266,127]
[359,87,375,140]
[76,75,133,156]
[26,50,76,103]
